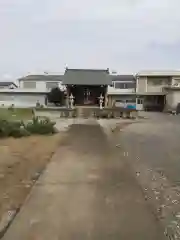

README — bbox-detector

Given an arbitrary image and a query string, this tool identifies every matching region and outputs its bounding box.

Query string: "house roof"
[0,82,17,87]
[0,88,48,94]
[18,75,64,82]
[137,71,180,77]
[111,75,135,82]
[63,68,111,85]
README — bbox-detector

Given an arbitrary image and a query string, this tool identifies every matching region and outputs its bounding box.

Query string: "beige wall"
[136,76,147,93]
[172,91,180,108]
[147,77,171,93]
[0,93,46,107]
[166,90,180,109]
[165,92,173,110]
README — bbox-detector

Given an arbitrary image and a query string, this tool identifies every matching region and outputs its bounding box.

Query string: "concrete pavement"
[3,122,165,240]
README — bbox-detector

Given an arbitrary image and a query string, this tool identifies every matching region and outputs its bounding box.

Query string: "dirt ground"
[0,134,61,223]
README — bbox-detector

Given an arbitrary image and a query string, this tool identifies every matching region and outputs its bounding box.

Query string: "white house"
[0,82,18,89]
[0,75,65,108]
[18,74,65,91]
[0,88,47,107]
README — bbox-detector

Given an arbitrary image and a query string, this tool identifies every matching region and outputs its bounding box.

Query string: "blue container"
[126,104,136,109]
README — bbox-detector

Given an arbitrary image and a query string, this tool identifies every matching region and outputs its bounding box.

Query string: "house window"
[114,82,135,89]
[125,82,135,88]
[147,77,170,85]
[46,82,59,89]
[23,81,36,89]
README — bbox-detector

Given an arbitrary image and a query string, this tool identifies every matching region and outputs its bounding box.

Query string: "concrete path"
[3,122,165,240]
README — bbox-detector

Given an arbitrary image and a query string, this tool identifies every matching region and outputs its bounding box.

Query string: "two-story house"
[0,82,18,89]
[19,75,64,91]
[136,71,180,111]
[0,75,64,107]
[107,75,136,107]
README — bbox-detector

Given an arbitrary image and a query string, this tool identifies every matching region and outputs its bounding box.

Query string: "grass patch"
[0,108,33,121]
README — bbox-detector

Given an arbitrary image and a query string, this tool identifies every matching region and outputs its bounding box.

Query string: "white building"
[0,82,18,89]
[0,88,47,107]
[18,74,65,91]
[0,75,65,107]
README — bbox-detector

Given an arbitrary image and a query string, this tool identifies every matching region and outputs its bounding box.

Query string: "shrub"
[0,117,57,138]
[0,120,10,137]
[47,87,65,106]
[9,127,30,138]
[25,117,56,135]
[0,119,30,138]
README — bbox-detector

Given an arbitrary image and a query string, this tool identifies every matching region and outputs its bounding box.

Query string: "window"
[114,82,135,89]
[46,82,59,89]
[114,82,124,89]
[126,99,136,103]
[23,81,36,88]
[125,82,135,88]
[116,100,125,103]
[147,77,170,85]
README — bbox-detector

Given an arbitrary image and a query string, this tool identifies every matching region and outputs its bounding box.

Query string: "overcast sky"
[0,0,180,79]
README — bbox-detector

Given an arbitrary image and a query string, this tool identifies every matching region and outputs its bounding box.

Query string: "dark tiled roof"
[63,68,111,85]
[18,75,64,82]
[111,75,136,82]
[0,82,17,87]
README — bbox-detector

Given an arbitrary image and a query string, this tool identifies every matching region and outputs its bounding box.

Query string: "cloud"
[0,0,180,77]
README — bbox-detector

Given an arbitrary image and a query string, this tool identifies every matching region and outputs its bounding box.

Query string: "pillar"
[105,93,108,107]
[66,87,69,108]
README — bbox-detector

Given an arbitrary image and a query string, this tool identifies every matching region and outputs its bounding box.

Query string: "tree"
[47,87,65,106]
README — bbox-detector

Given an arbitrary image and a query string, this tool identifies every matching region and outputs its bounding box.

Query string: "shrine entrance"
[67,85,106,106]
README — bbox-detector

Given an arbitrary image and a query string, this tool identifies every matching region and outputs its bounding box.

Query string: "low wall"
[35,107,138,119]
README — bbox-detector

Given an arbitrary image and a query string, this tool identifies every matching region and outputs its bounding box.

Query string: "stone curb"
[0,209,19,239]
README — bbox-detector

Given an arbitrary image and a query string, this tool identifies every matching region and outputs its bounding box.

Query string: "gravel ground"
[100,112,180,239]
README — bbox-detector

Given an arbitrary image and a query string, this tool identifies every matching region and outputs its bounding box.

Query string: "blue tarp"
[126,104,136,109]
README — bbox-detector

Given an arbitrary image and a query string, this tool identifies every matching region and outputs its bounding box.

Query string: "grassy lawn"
[0,134,62,223]
[0,108,33,121]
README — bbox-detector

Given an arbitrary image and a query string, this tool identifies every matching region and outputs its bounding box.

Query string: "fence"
[35,107,138,119]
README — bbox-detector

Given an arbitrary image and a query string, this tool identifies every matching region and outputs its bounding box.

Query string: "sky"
[0,0,180,80]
